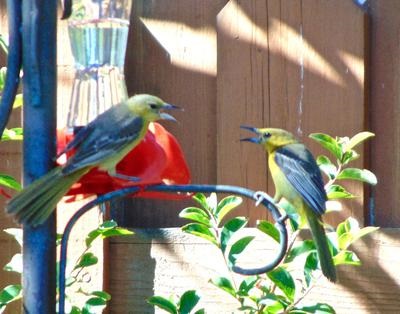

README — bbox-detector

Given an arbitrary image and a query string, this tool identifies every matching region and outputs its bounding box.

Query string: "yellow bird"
[7,94,180,227]
[241,126,336,282]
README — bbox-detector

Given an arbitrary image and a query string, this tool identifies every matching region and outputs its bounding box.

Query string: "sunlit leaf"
[285,240,315,263]
[228,236,255,268]
[147,296,177,313]
[3,253,22,274]
[337,168,377,185]
[179,290,201,314]
[91,290,111,301]
[0,174,21,191]
[181,223,218,246]
[293,302,335,313]
[207,193,218,214]
[4,228,23,246]
[221,217,248,253]
[316,155,337,179]
[258,294,286,312]
[238,276,258,296]
[0,284,22,305]
[1,128,23,141]
[334,250,361,266]
[345,131,375,151]
[267,267,295,302]
[209,276,236,298]
[12,94,23,109]
[326,184,355,200]
[215,195,242,223]
[74,252,98,269]
[257,220,280,243]
[192,193,208,210]
[309,133,342,160]
[179,207,211,226]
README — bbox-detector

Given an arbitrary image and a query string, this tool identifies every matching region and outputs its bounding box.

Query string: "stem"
[283,274,322,313]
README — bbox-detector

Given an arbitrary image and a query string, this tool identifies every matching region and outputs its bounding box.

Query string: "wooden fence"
[0,0,399,313]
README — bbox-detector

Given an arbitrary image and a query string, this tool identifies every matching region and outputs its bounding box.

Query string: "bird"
[240,126,336,282]
[7,94,180,227]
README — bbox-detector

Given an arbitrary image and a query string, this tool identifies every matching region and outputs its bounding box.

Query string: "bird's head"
[127,94,181,122]
[240,126,298,152]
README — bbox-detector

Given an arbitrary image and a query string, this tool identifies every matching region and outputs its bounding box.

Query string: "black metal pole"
[21,1,57,312]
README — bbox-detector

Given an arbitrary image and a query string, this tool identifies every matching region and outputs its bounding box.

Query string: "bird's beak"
[160,103,182,122]
[240,125,261,143]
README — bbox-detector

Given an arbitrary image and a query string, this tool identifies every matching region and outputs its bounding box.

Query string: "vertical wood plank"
[120,0,227,227]
[369,0,400,227]
[217,0,270,223]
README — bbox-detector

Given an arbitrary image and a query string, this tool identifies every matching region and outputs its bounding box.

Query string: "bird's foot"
[253,191,273,206]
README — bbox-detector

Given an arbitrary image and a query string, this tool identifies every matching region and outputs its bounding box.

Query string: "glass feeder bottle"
[67,0,132,133]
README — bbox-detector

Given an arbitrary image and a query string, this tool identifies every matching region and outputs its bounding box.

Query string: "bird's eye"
[263,132,271,139]
[149,103,158,109]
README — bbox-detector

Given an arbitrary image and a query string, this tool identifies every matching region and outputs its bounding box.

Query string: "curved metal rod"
[0,0,22,137]
[59,184,288,314]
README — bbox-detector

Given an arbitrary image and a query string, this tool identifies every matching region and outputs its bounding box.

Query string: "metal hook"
[58,184,289,314]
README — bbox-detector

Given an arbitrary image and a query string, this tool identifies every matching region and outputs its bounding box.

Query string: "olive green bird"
[241,126,336,282]
[7,94,180,227]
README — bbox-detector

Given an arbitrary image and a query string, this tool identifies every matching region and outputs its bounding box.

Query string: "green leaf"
[0,284,22,305]
[0,35,8,54]
[147,296,177,314]
[304,252,319,287]
[206,193,218,214]
[194,309,205,314]
[4,228,23,246]
[309,133,342,160]
[326,184,355,200]
[345,131,375,151]
[12,94,23,109]
[334,250,360,266]
[220,217,248,253]
[75,252,98,269]
[257,220,280,243]
[1,128,23,141]
[0,174,21,191]
[179,207,211,226]
[100,228,134,239]
[215,196,242,223]
[85,297,107,307]
[100,220,118,229]
[179,290,201,314]
[91,290,111,301]
[228,236,255,268]
[316,155,337,179]
[258,294,286,312]
[85,230,101,248]
[70,306,82,314]
[285,240,315,263]
[192,193,209,210]
[209,276,236,298]
[238,276,258,296]
[181,223,218,246]
[337,168,377,185]
[3,253,22,274]
[293,302,335,313]
[267,267,295,302]
[337,217,378,250]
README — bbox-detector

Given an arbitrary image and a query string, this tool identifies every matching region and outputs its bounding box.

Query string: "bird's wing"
[62,116,145,174]
[56,124,94,158]
[274,143,327,215]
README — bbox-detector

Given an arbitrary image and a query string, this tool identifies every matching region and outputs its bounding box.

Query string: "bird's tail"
[6,167,87,227]
[305,207,337,282]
